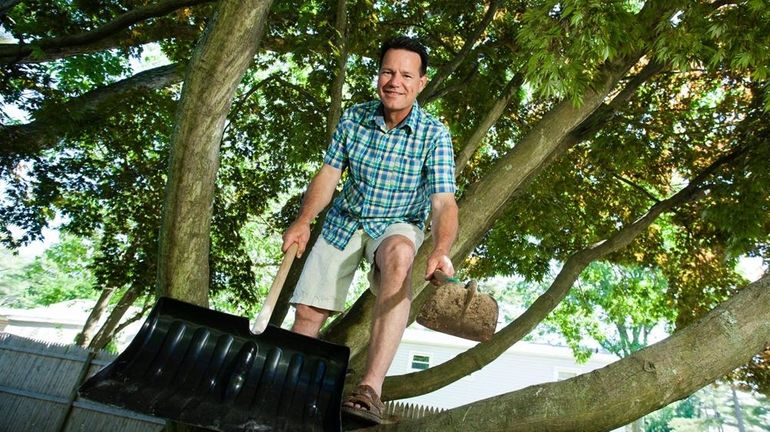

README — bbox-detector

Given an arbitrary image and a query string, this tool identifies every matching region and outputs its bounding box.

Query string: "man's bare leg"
[358,235,415,397]
[291,304,330,338]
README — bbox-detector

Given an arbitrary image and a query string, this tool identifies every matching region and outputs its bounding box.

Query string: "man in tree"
[281,35,459,425]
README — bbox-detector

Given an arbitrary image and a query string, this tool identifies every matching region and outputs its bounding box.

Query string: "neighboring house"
[389,325,619,409]
[0,300,143,350]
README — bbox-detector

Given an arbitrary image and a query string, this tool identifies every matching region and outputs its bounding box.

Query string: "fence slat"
[0,332,165,432]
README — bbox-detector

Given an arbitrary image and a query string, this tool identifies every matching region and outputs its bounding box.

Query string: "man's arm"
[425,192,458,280]
[282,163,342,257]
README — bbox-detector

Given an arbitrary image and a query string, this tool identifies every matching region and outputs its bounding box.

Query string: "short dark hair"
[379,36,428,76]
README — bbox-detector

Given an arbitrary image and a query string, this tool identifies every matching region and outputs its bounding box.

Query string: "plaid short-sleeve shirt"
[321,100,456,250]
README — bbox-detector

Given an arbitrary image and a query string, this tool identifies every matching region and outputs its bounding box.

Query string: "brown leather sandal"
[341,384,384,425]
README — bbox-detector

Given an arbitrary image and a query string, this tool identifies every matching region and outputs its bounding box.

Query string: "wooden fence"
[0,332,165,432]
[0,332,444,431]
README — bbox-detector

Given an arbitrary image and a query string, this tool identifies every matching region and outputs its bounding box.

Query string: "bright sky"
[737,256,766,282]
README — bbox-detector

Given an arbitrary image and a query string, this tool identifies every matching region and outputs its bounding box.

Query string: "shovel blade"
[79,297,349,432]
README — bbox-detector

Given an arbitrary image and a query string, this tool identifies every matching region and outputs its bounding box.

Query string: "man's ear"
[419,75,428,92]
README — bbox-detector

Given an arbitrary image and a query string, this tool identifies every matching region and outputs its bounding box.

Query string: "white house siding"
[0,300,143,350]
[388,325,619,410]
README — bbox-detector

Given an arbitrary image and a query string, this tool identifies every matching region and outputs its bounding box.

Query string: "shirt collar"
[370,101,420,134]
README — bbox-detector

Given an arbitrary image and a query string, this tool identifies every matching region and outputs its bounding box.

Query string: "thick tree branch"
[325,0,348,141]
[382,145,747,400]
[88,285,143,351]
[418,0,501,103]
[112,298,153,335]
[75,286,116,348]
[1,21,201,64]
[422,61,480,105]
[455,73,523,176]
[571,59,665,141]
[610,171,663,203]
[0,0,212,64]
[371,273,770,431]
[0,63,185,157]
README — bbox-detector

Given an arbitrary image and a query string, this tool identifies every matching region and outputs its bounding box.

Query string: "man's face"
[377,48,427,117]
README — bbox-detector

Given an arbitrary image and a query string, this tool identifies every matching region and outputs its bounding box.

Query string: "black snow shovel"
[79,244,350,432]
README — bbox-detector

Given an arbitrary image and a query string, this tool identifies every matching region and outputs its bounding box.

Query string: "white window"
[554,367,580,381]
[409,353,431,371]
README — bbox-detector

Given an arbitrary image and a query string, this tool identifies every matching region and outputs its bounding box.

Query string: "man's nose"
[387,73,403,87]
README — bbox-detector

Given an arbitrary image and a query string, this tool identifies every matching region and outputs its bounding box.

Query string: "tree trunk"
[325,0,348,141]
[75,286,115,347]
[156,0,274,305]
[731,384,747,432]
[366,274,770,432]
[88,285,142,351]
[454,74,522,176]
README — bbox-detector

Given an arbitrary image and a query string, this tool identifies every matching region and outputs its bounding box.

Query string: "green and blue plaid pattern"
[321,100,456,250]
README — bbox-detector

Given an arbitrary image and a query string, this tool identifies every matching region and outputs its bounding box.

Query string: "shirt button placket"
[382,132,396,189]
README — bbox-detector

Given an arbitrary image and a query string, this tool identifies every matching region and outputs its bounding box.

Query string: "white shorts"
[290,223,424,312]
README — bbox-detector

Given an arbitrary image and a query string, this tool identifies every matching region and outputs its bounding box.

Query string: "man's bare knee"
[376,236,415,274]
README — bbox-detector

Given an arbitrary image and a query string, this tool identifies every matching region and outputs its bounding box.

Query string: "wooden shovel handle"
[250,243,298,335]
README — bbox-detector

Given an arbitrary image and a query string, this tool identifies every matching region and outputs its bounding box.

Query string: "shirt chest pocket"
[380,155,423,191]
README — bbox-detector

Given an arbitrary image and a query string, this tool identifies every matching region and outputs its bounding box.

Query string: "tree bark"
[156,0,274,305]
[0,0,212,64]
[366,274,770,432]
[731,384,747,432]
[75,286,115,347]
[1,63,184,156]
[325,0,348,141]
[455,74,522,176]
[88,285,142,351]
